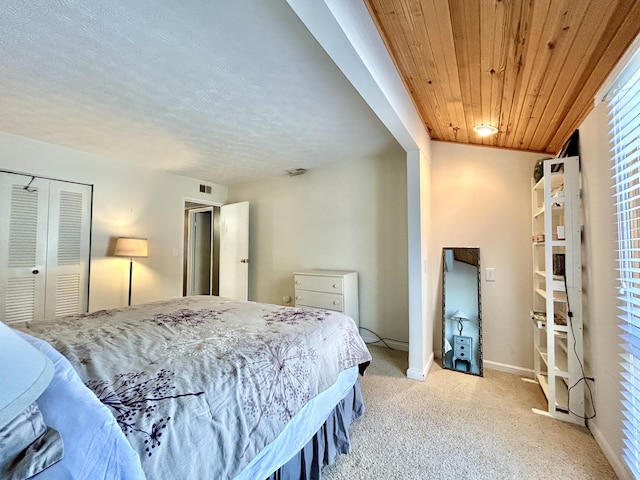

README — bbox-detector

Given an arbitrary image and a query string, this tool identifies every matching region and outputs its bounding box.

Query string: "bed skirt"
[266,379,364,480]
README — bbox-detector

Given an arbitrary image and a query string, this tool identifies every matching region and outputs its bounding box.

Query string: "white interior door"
[219,201,249,301]
[0,172,91,323]
[187,207,213,296]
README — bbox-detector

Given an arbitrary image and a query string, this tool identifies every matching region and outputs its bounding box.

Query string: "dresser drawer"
[454,346,470,360]
[294,291,345,313]
[454,335,472,347]
[452,335,473,364]
[294,275,343,294]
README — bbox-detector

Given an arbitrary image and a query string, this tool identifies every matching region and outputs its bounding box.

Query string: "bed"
[8,295,371,479]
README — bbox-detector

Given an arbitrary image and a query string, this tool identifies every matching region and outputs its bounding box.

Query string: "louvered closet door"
[0,172,91,323]
[44,181,91,318]
[0,174,49,322]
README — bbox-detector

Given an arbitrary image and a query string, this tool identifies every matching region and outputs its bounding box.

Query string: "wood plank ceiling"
[363,0,640,154]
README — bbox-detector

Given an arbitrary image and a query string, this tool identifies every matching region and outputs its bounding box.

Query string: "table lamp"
[451,309,471,336]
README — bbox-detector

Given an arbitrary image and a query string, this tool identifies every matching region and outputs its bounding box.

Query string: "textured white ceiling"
[0,1,400,186]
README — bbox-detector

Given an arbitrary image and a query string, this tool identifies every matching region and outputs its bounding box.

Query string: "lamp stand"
[457,319,463,335]
[127,257,133,306]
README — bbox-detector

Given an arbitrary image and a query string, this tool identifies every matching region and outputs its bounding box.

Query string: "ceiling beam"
[285,0,431,155]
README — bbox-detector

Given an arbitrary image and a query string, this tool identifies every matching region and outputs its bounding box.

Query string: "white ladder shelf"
[527,156,584,425]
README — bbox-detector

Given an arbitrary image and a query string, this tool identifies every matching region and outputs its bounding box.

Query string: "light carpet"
[322,345,616,480]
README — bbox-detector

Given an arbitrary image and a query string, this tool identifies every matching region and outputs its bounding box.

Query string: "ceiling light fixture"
[473,124,499,137]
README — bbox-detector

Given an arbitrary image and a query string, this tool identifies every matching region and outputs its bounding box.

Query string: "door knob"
[240,258,249,263]
[32,269,39,274]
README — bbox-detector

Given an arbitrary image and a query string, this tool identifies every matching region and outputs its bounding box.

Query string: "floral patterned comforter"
[15,296,371,479]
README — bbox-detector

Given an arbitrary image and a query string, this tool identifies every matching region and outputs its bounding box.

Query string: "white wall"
[0,132,227,311]
[430,141,541,373]
[227,150,409,346]
[579,101,632,479]
[407,149,434,380]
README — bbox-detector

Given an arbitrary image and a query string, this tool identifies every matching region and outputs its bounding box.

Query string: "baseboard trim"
[360,334,409,352]
[406,351,434,382]
[589,420,633,480]
[484,360,534,378]
[433,352,534,378]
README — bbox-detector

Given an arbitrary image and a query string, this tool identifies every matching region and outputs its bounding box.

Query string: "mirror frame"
[441,247,483,376]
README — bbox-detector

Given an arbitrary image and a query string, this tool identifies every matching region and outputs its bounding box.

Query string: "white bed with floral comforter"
[14,295,371,479]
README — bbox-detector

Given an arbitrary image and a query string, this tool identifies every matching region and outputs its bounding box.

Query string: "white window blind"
[610,46,640,478]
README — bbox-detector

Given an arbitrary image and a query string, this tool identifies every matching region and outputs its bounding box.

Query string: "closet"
[0,172,92,323]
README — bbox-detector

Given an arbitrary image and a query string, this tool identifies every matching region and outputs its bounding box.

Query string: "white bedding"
[20,332,146,480]
[15,295,371,479]
[237,365,358,480]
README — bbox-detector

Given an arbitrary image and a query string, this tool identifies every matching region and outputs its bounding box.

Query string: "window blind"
[610,50,640,478]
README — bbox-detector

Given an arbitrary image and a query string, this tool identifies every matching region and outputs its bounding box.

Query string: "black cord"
[563,270,596,420]
[359,326,408,351]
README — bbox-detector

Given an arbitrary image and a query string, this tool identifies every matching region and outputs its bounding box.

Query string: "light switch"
[485,268,496,282]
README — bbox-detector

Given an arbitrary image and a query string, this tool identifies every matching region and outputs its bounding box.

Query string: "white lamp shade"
[114,237,148,258]
[0,322,54,429]
[451,309,471,321]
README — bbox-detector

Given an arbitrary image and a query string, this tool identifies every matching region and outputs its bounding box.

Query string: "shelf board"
[558,337,568,354]
[530,313,569,333]
[536,373,569,412]
[533,277,565,292]
[549,240,567,247]
[536,347,569,378]
[534,288,567,303]
[534,270,565,284]
[533,172,565,192]
[531,240,566,247]
[533,203,564,218]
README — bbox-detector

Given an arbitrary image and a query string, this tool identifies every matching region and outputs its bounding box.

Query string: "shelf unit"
[529,156,584,425]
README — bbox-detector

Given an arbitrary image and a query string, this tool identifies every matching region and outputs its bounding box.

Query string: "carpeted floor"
[322,345,616,480]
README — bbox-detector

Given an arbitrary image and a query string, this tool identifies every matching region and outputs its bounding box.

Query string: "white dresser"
[293,270,359,327]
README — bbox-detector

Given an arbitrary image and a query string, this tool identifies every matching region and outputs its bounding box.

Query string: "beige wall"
[407,149,434,379]
[430,141,541,372]
[0,131,227,311]
[227,150,409,347]
[579,101,630,479]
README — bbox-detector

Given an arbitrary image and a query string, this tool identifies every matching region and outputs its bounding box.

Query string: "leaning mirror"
[442,247,483,376]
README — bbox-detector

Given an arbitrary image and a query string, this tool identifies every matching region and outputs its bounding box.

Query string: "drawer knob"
[295,281,301,285]
[295,296,301,300]
[333,300,340,305]
[333,284,339,288]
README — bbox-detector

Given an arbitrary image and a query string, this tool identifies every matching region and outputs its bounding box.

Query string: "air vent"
[199,184,212,194]
[286,168,308,177]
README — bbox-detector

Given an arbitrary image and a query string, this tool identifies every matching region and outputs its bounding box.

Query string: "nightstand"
[452,335,473,372]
